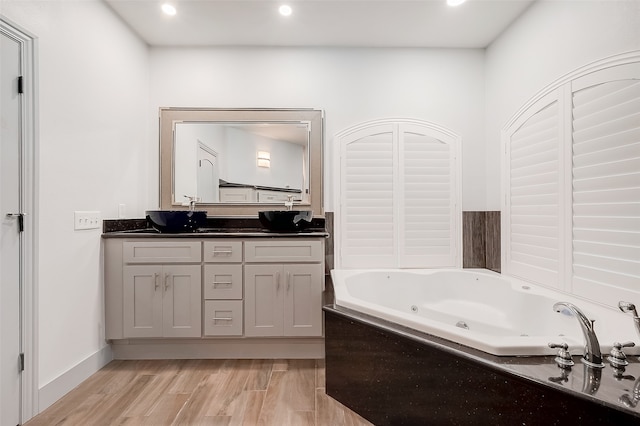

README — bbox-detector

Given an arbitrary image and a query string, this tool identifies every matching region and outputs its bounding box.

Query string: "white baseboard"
[38,345,113,413]
[111,338,325,360]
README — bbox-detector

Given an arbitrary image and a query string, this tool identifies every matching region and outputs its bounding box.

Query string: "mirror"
[160,108,324,217]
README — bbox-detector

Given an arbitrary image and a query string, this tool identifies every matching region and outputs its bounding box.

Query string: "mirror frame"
[159,108,324,217]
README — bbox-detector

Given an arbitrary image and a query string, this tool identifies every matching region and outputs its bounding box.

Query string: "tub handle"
[548,342,574,368]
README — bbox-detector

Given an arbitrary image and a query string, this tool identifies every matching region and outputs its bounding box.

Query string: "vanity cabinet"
[244,240,323,337]
[123,264,201,338]
[104,235,325,352]
[203,240,243,336]
[121,241,202,338]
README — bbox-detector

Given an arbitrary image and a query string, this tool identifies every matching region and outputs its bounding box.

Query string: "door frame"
[0,17,38,422]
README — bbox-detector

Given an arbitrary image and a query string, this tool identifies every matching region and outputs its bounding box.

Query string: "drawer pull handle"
[164,273,171,291]
[286,271,291,292]
[276,271,280,292]
[212,281,233,287]
[212,249,233,256]
[154,272,159,291]
[212,317,233,321]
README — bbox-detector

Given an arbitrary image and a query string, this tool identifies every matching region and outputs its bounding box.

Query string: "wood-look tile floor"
[24,359,373,426]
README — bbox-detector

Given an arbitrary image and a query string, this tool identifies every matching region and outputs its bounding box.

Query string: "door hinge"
[19,353,24,372]
[18,76,24,94]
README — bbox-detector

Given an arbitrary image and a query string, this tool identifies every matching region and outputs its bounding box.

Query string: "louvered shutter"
[340,124,396,268]
[337,120,460,269]
[505,92,562,287]
[399,124,458,267]
[571,72,640,299]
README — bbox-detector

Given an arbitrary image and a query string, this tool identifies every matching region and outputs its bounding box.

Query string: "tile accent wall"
[462,211,500,272]
[324,212,334,275]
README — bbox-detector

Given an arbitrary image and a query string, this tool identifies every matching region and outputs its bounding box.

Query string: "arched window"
[335,119,461,269]
[503,55,640,306]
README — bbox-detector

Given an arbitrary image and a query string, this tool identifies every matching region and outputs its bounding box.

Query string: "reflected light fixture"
[447,0,467,6]
[161,3,177,16]
[257,151,271,168]
[279,4,293,17]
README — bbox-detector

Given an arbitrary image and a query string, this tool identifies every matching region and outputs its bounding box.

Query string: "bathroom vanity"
[103,229,327,359]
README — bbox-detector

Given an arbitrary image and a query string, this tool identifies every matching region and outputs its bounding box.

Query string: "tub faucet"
[553,302,604,368]
[618,301,640,339]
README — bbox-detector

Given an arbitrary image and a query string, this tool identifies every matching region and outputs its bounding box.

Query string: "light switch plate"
[74,211,101,230]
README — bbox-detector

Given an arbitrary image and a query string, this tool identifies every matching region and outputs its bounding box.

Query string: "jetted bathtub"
[330,268,639,356]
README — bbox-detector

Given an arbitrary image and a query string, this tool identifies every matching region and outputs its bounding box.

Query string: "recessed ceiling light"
[447,0,467,6]
[161,3,177,16]
[279,5,293,17]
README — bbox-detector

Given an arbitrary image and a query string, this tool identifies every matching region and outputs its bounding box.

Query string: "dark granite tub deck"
[324,305,640,426]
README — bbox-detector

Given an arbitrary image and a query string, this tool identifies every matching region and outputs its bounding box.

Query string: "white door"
[197,143,219,203]
[1,28,23,426]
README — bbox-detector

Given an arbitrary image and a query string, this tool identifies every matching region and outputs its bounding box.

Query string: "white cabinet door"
[123,265,163,338]
[124,264,201,338]
[162,265,202,338]
[284,263,323,337]
[244,263,322,337]
[244,264,284,337]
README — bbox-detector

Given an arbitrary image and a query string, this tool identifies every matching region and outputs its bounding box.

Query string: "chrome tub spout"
[553,302,604,368]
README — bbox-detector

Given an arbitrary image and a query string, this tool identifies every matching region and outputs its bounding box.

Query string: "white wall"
[149,47,487,211]
[485,0,640,209]
[1,0,150,409]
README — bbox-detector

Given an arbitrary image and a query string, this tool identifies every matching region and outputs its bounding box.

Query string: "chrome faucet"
[284,195,294,211]
[184,195,199,211]
[553,302,604,368]
[618,301,640,339]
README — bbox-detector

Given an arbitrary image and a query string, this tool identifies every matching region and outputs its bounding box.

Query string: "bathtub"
[330,268,639,356]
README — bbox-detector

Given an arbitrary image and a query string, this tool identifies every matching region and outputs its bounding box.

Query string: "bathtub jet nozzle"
[618,301,640,340]
[553,302,604,369]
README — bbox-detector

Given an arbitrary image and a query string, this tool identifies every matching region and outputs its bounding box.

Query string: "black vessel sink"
[146,210,207,233]
[258,210,313,232]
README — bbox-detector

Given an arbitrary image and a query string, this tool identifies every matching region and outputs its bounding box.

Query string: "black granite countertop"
[324,304,640,420]
[102,228,329,238]
[102,217,328,238]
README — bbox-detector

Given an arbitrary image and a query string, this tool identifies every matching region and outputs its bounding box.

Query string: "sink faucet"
[184,195,199,211]
[553,302,604,368]
[284,195,294,211]
[618,301,640,339]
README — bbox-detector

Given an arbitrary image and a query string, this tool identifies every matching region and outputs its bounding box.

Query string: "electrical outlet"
[74,211,101,230]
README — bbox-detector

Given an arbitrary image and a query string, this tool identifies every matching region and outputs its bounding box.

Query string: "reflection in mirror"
[174,122,310,205]
[159,108,324,217]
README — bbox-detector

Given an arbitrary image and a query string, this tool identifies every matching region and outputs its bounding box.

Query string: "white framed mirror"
[159,108,324,217]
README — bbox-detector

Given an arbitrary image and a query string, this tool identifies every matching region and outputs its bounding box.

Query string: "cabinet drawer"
[123,241,201,263]
[204,300,243,336]
[244,240,323,263]
[203,264,243,300]
[203,240,243,263]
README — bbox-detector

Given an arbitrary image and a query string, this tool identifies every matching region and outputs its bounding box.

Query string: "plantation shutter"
[505,92,562,287]
[571,72,640,299]
[338,120,460,269]
[398,124,457,267]
[340,124,396,268]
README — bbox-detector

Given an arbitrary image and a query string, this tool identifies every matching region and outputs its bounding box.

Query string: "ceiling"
[104,0,536,48]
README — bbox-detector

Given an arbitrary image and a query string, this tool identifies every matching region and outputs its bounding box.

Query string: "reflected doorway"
[197,142,219,203]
